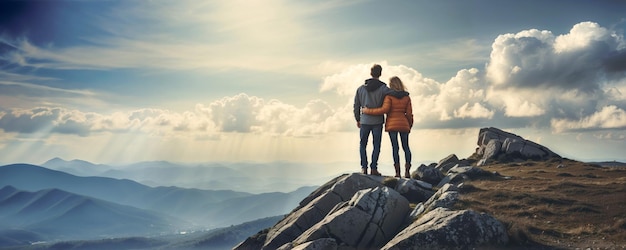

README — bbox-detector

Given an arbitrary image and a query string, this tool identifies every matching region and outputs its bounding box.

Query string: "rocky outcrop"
[435,154,460,173]
[237,127,561,249]
[290,186,409,249]
[413,164,444,186]
[382,207,509,250]
[394,178,434,203]
[258,173,385,250]
[437,165,495,187]
[236,172,507,250]
[476,127,560,166]
[409,183,459,220]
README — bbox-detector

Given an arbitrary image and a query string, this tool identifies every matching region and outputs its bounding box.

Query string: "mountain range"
[41,158,344,193]
[0,185,180,240]
[0,163,317,247]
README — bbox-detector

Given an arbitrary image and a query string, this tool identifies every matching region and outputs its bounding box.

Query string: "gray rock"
[409,183,460,220]
[278,238,338,250]
[436,171,471,187]
[522,145,551,158]
[414,180,433,190]
[436,175,451,188]
[382,207,509,250]
[435,154,460,173]
[423,183,459,212]
[394,178,435,203]
[408,203,425,220]
[476,158,488,167]
[260,173,384,250]
[446,165,468,175]
[502,137,523,154]
[476,127,560,166]
[428,191,459,210]
[483,139,502,161]
[436,165,467,187]
[447,165,493,180]
[414,164,445,186]
[293,186,409,249]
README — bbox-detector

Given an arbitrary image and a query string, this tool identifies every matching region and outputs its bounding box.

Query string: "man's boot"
[394,163,401,178]
[404,163,412,178]
[361,168,368,175]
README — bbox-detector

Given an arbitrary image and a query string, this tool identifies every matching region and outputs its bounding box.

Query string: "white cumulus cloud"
[551,105,626,133]
[485,21,626,129]
[321,62,495,128]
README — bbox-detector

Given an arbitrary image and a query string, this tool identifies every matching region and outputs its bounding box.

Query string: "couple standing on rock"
[354,64,414,178]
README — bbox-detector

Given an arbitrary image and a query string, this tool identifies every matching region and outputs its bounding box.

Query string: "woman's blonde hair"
[389,76,406,92]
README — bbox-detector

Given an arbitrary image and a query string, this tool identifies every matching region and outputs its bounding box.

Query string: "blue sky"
[1,0,625,167]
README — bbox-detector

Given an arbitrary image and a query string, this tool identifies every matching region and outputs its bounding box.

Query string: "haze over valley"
[0,160,318,247]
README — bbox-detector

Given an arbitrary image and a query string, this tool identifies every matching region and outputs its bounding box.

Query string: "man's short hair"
[371,64,382,78]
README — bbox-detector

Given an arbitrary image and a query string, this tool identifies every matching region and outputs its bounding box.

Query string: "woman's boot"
[370,168,382,176]
[404,163,411,178]
[394,163,401,177]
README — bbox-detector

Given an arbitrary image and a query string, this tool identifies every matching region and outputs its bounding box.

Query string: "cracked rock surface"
[382,207,509,250]
[292,186,409,249]
[261,173,384,250]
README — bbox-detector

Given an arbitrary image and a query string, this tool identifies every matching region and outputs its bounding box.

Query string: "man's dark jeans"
[360,123,383,170]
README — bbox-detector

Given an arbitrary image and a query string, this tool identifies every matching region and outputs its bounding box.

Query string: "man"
[353,64,391,175]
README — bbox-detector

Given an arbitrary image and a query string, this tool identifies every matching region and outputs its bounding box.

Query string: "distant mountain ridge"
[0,163,317,247]
[0,164,315,228]
[588,161,626,168]
[42,157,112,176]
[42,158,345,193]
[0,185,181,243]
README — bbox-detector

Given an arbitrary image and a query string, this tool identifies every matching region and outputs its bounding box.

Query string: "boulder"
[435,154,459,173]
[394,178,435,203]
[440,165,495,186]
[423,184,459,211]
[409,184,459,220]
[437,169,471,187]
[292,186,409,249]
[255,173,385,250]
[476,127,560,166]
[414,164,444,186]
[382,207,509,249]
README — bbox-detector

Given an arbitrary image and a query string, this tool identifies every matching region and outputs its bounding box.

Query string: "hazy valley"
[0,161,322,248]
[41,158,346,194]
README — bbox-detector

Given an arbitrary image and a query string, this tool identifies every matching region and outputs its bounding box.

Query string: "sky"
[1,0,625,168]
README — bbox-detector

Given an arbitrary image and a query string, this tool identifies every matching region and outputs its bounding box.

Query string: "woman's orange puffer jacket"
[363,91,413,132]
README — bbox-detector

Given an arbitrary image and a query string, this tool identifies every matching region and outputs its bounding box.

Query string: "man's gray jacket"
[353,78,391,125]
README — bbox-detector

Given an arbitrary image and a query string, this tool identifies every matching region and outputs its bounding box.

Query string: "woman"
[362,76,413,178]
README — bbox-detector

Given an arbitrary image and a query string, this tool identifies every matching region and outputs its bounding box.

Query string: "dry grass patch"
[456,159,626,249]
